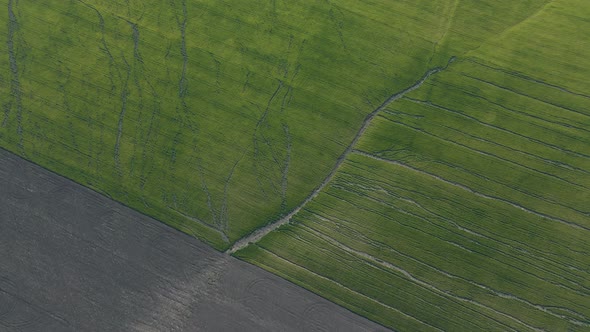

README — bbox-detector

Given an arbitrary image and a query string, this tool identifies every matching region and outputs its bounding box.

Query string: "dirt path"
[227,57,456,254]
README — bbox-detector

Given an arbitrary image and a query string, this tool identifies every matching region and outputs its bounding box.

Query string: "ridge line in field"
[227,57,456,254]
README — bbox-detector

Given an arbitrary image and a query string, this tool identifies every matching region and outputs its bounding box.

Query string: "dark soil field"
[0,148,387,332]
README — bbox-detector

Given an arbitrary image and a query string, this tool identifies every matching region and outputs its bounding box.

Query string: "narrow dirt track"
[227,58,456,254]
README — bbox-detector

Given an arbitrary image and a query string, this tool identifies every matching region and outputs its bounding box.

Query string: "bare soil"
[0,148,387,332]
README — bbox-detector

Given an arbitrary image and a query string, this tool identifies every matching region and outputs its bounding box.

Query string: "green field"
[0,0,439,248]
[2,0,589,330]
[238,0,590,330]
[0,0,471,249]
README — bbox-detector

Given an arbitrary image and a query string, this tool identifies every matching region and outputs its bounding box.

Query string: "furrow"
[326,0,348,51]
[406,97,590,162]
[241,69,251,93]
[252,80,283,195]
[428,0,459,65]
[114,55,131,174]
[138,78,161,191]
[382,181,590,275]
[298,225,542,332]
[353,150,590,232]
[178,0,188,99]
[437,123,590,178]
[463,89,590,138]
[198,165,219,230]
[78,0,120,91]
[324,180,590,297]
[127,21,145,179]
[128,21,143,63]
[219,152,246,242]
[7,0,24,152]
[168,207,221,235]
[462,73,590,119]
[56,66,80,152]
[257,246,446,332]
[305,213,590,326]
[281,124,292,212]
[342,164,588,256]
[328,186,476,254]
[465,58,590,100]
[381,118,590,218]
